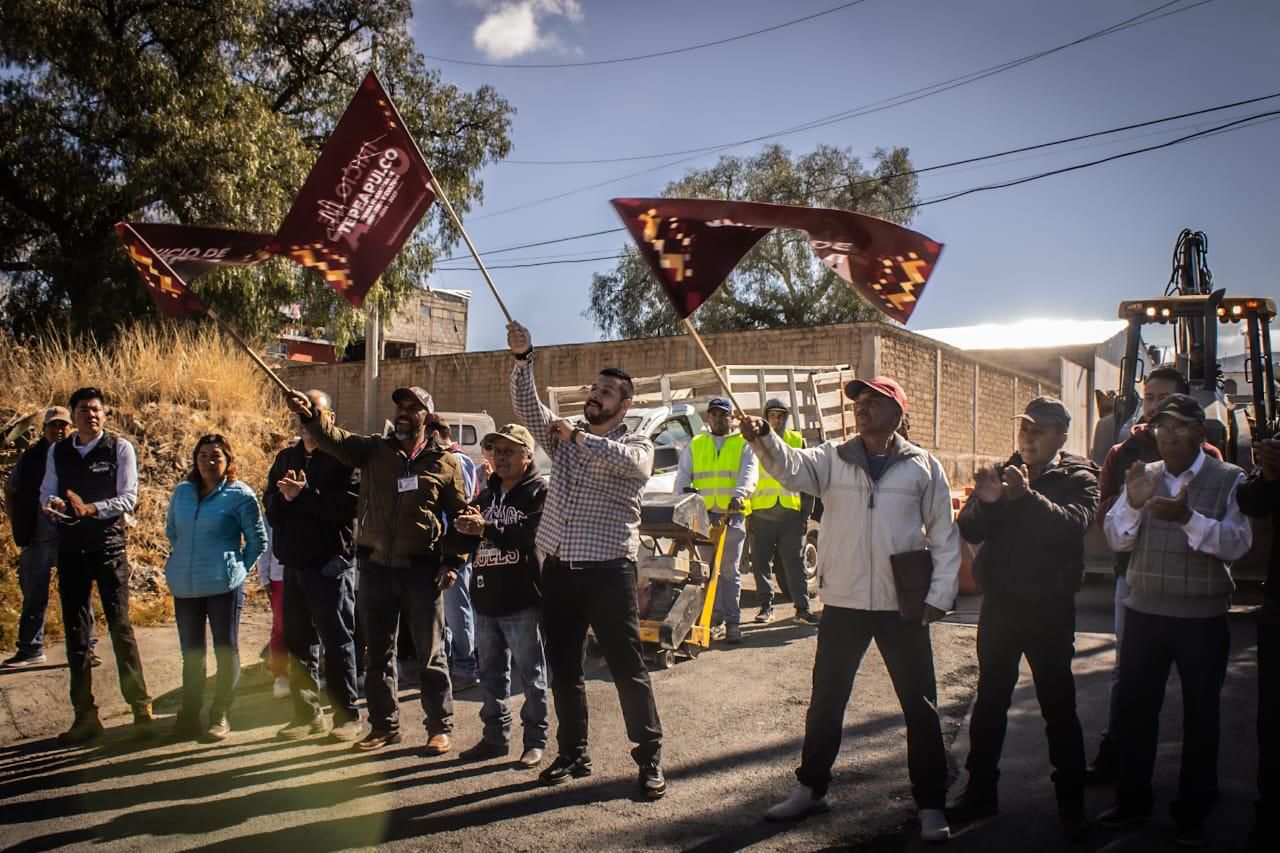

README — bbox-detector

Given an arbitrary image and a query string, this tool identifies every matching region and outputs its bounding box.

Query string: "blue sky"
[409,0,1280,353]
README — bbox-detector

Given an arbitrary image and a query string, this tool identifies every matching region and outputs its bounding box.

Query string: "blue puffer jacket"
[164,479,266,599]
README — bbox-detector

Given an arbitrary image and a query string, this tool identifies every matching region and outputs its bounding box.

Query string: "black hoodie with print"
[463,462,547,617]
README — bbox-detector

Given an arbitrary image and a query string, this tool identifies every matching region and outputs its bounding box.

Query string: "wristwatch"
[514,345,534,361]
[570,426,583,445]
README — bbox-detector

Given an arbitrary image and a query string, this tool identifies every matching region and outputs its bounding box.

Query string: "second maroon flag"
[610,198,944,325]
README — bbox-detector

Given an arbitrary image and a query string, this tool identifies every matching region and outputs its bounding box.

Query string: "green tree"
[0,0,513,343]
[587,143,919,339]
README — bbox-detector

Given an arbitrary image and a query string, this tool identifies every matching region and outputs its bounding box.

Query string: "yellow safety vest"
[690,432,751,516]
[751,429,805,512]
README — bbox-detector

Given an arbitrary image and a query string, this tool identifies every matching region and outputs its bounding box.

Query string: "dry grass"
[0,324,293,647]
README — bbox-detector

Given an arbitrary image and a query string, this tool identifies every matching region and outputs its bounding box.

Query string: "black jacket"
[8,437,50,547]
[460,462,546,618]
[263,440,358,570]
[1237,472,1279,610]
[958,451,1100,600]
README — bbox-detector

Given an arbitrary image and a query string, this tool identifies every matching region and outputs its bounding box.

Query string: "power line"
[500,0,1214,165]
[424,1,872,69]
[907,109,1280,211]
[435,90,1280,263]
[432,108,1280,271]
[466,0,1215,222]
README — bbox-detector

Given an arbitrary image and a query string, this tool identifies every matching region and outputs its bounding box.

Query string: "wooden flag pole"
[681,317,748,415]
[205,309,293,396]
[429,177,513,323]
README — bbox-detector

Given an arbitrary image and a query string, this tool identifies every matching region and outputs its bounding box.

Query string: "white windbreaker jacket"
[751,430,961,613]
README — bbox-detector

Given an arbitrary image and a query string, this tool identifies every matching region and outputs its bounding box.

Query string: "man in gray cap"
[3,407,76,667]
[286,384,471,755]
[1098,394,1251,846]
[749,399,815,624]
[947,396,1099,840]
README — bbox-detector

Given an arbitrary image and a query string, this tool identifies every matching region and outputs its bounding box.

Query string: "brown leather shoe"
[423,733,451,756]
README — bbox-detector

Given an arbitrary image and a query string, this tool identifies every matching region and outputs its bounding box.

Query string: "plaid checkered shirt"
[510,358,653,562]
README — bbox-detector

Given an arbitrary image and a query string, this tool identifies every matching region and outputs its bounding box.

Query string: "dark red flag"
[610,198,943,324]
[126,223,275,283]
[115,222,208,318]
[273,72,438,308]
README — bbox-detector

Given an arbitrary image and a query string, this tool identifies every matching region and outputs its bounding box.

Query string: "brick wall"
[280,321,1054,484]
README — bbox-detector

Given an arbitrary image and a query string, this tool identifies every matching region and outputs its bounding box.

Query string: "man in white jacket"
[742,376,961,844]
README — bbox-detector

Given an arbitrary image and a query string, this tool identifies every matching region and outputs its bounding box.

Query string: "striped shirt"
[511,359,653,562]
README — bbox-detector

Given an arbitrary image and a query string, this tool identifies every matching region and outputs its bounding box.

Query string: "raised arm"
[286,390,377,468]
[742,420,831,498]
[508,321,559,450]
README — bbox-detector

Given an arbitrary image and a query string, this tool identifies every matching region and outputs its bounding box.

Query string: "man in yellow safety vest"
[749,399,817,625]
[675,397,758,644]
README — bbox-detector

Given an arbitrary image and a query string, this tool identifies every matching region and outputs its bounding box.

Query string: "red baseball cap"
[844,376,909,414]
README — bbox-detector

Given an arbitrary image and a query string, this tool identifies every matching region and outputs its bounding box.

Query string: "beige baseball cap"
[482,423,535,451]
[43,406,72,426]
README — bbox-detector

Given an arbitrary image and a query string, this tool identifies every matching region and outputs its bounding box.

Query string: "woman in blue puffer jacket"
[164,433,266,742]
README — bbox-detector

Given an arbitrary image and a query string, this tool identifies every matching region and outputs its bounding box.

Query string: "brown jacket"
[304,417,470,571]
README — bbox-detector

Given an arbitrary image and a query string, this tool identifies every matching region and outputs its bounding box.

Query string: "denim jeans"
[284,566,359,724]
[357,562,453,736]
[173,584,245,721]
[542,558,662,766]
[444,560,479,680]
[58,547,150,715]
[475,606,548,749]
[797,606,947,807]
[704,513,746,626]
[16,537,57,655]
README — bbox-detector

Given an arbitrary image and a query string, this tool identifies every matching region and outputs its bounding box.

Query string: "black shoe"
[1059,806,1091,842]
[1174,815,1207,848]
[539,754,592,786]
[1085,739,1121,785]
[945,784,998,824]
[1096,803,1150,830]
[459,739,511,762]
[795,610,820,625]
[639,761,666,800]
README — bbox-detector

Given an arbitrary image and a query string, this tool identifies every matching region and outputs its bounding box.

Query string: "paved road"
[0,579,1261,852]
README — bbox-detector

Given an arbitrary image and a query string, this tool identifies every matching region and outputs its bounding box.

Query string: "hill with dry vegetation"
[0,326,293,646]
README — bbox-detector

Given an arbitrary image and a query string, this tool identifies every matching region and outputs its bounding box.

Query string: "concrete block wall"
[280,321,1055,486]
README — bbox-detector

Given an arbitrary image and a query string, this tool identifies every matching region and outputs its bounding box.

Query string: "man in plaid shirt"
[508,321,666,800]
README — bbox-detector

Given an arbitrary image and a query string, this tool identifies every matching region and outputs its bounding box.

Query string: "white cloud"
[471,0,582,61]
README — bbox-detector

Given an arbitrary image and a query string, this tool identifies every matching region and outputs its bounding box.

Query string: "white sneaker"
[920,808,951,843]
[764,784,830,822]
[272,677,290,699]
